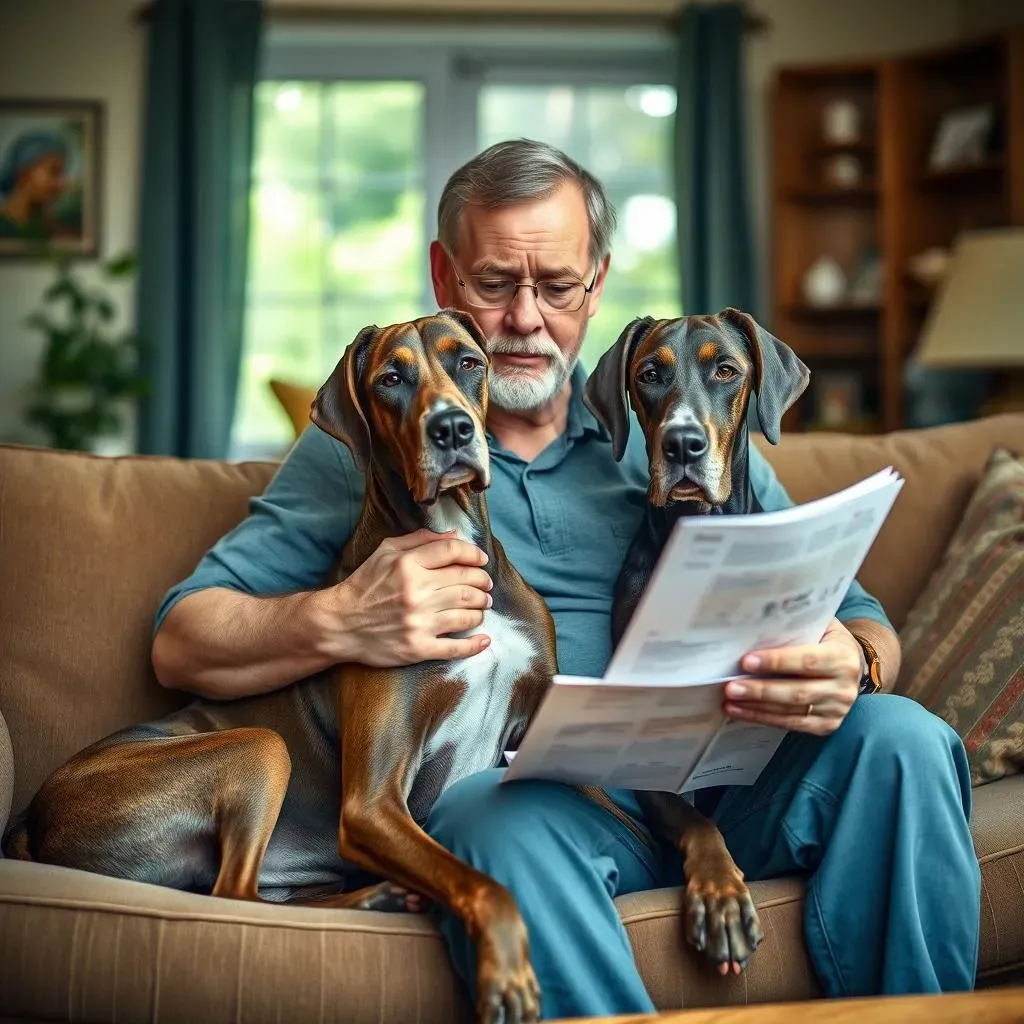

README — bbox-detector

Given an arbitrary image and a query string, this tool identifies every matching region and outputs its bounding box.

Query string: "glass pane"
[478,82,682,374]
[329,297,424,369]
[248,181,325,297]
[235,79,426,457]
[479,85,578,154]
[585,87,674,179]
[324,188,425,300]
[233,303,324,453]
[326,81,424,190]
[252,81,323,182]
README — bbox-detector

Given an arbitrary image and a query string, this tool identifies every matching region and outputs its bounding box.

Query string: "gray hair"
[437,139,617,266]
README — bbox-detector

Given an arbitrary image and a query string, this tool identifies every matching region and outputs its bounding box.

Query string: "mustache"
[486,335,566,363]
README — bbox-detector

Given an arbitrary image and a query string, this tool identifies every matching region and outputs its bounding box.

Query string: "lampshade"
[911,228,1024,368]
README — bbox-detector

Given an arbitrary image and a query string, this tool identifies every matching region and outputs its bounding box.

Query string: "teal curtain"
[673,2,755,317]
[136,0,263,459]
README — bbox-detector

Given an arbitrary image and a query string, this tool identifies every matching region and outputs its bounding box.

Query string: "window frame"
[261,22,676,307]
[235,23,677,458]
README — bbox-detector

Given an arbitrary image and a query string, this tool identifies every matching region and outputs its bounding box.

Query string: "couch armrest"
[0,707,13,841]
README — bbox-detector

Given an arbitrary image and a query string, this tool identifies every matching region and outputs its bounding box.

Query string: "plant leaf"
[26,311,55,333]
[103,252,139,278]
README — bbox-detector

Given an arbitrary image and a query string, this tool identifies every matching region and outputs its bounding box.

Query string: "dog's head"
[311,309,492,505]
[583,308,809,509]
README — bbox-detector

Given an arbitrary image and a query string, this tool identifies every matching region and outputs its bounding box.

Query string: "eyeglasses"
[449,256,598,314]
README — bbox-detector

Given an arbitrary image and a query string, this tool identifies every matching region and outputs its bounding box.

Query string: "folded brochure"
[501,466,904,794]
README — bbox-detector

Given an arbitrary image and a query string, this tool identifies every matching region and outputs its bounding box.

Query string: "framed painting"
[0,98,103,259]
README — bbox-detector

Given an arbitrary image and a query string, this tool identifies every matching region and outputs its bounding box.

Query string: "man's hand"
[723,618,864,736]
[323,528,494,667]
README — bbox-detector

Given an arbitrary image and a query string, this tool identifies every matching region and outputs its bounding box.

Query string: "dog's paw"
[684,869,763,976]
[476,922,541,1024]
[352,881,431,913]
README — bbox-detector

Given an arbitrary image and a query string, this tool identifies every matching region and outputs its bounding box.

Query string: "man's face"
[429,181,609,413]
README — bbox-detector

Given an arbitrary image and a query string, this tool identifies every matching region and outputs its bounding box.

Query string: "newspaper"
[502,467,904,794]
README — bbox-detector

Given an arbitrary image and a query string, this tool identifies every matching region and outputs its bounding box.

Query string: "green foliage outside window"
[233,78,681,455]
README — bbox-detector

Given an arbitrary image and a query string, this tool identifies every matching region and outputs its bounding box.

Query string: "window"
[231,26,680,458]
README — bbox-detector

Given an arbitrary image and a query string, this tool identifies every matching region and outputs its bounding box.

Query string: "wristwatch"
[852,633,882,694]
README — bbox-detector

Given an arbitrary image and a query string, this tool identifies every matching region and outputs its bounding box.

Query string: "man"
[152,140,981,1020]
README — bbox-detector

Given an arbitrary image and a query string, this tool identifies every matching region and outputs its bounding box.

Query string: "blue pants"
[425,695,981,1020]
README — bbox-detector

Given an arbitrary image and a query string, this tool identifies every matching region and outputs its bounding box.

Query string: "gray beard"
[486,336,579,412]
[488,362,575,411]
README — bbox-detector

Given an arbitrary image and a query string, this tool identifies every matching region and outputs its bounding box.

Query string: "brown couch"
[2,414,1023,1023]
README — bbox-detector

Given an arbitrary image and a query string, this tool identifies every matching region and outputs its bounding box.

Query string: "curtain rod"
[134,3,771,34]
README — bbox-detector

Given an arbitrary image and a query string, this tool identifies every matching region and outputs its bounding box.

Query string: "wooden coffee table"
[552,988,1024,1023]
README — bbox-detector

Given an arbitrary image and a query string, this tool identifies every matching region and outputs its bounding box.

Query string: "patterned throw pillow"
[898,446,1024,787]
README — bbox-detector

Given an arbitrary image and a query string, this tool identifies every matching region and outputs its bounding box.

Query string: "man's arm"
[152,427,492,701]
[153,586,342,699]
[151,425,356,697]
[842,617,901,694]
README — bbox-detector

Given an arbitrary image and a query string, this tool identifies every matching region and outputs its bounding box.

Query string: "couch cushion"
[0,869,817,1021]
[971,773,1024,972]
[897,447,1024,786]
[0,710,12,839]
[2,775,1021,1020]
[0,860,471,1024]
[0,445,277,814]
[3,415,1024,815]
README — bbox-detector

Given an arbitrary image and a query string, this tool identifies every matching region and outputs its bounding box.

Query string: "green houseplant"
[23,249,149,452]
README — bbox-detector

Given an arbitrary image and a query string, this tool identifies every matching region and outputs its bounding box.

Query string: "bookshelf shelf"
[782,185,879,204]
[771,29,1024,434]
[917,159,1005,187]
[783,303,881,320]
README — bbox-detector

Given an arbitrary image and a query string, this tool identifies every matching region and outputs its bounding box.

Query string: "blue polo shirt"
[154,365,891,676]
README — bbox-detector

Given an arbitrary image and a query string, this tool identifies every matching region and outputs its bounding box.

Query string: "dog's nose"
[426,408,475,450]
[661,425,708,464]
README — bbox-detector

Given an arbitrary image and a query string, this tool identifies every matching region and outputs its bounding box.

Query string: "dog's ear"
[310,324,378,471]
[719,308,809,445]
[439,307,489,355]
[583,316,656,461]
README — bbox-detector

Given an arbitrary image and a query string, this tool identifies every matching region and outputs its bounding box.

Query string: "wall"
[742,0,1024,315]
[958,0,1024,34]
[0,0,143,448]
[740,0,964,316]
[0,0,1019,449]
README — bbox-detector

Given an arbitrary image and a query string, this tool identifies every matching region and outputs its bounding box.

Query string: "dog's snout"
[661,425,708,464]
[426,408,475,451]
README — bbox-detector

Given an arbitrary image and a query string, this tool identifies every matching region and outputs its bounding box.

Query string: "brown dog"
[3,310,557,1024]
[584,307,810,974]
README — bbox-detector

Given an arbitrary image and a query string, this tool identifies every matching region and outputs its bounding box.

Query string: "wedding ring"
[805,703,815,717]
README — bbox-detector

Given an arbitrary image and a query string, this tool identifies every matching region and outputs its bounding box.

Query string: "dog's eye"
[459,356,482,371]
[638,367,660,385]
[714,365,738,381]
[379,372,402,388]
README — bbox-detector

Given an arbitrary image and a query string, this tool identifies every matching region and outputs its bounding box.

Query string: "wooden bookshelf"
[770,30,1024,434]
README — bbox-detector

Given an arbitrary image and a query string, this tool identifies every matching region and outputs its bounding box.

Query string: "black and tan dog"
[584,306,810,975]
[3,310,556,1024]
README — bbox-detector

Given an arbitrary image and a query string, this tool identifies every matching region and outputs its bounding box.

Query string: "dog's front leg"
[338,671,540,1024]
[636,790,762,975]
